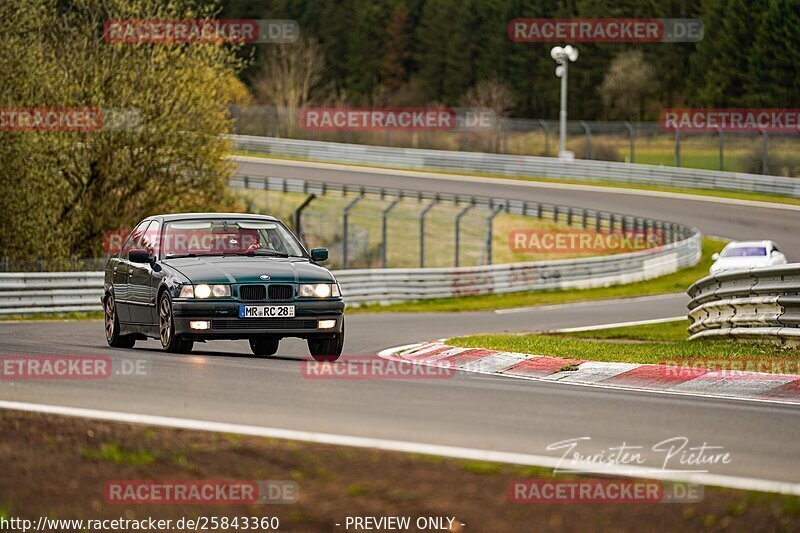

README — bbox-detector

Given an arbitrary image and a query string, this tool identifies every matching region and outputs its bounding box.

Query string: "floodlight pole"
[558,60,568,156]
[551,46,578,159]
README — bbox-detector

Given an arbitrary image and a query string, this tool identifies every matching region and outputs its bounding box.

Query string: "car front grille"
[268,284,294,301]
[239,284,266,301]
[212,318,317,330]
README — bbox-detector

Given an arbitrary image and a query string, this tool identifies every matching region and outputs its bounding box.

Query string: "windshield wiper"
[245,250,290,257]
[165,253,228,259]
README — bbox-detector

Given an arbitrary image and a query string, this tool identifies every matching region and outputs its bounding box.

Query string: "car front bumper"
[171,299,345,339]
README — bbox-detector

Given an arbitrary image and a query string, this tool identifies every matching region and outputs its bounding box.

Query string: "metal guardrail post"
[292,194,316,243]
[381,197,403,268]
[419,199,438,268]
[580,121,592,159]
[624,121,635,163]
[485,205,504,265]
[342,193,364,269]
[454,202,474,267]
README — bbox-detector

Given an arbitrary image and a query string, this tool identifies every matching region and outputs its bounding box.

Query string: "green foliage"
[221,0,800,117]
[0,0,246,260]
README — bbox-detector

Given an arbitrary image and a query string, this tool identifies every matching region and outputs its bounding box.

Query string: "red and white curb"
[378,342,800,405]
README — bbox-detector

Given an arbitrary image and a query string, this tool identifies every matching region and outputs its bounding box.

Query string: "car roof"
[724,240,774,248]
[151,213,279,222]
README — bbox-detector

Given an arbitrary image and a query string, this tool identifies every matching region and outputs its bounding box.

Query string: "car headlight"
[298,283,339,298]
[180,284,231,298]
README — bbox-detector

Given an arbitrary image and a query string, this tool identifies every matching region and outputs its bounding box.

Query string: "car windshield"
[721,246,768,257]
[161,219,305,258]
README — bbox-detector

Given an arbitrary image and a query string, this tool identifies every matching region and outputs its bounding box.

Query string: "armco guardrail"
[232,135,800,198]
[0,233,699,314]
[687,264,800,343]
[0,272,105,315]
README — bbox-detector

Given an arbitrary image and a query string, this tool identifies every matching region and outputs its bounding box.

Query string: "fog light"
[318,319,337,329]
[189,320,211,330]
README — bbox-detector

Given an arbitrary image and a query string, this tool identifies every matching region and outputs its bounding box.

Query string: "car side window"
[140,220,161,258]
[120,220,150,258]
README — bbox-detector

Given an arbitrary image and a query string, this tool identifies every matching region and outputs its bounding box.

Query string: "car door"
[128,220,161,324]
[112,220,149,323]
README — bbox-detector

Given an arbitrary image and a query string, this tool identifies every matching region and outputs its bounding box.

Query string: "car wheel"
[249,337,280,356]
[307,318,344,362]
[158,292,193,353]
[104,293,135,349]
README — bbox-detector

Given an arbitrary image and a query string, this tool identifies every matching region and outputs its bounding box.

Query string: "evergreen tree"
[747,0,800,106]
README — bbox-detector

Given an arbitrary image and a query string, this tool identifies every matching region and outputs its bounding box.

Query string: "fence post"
[485,205,504,265]
[454,202,474,267]
[538,119,550,156]
[674,130,681,167]
[624,121,635,163]
[717,127,724,171]
[381,197,403,268]
[342,194,364,269]
[761,129,769,174]
[580,120,592,159]
[292,194,316,245]
[419,199,438,268]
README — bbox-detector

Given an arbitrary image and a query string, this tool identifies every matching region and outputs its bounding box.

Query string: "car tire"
[307,317,344,362]
[249,337,280,356]
[158,292,193,354]
[105,293,136,349]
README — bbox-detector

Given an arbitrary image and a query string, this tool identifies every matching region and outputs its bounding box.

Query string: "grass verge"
[0,311,103,322]
[351,237,724,313]
[448,319,799,374]
[2,411,798,531]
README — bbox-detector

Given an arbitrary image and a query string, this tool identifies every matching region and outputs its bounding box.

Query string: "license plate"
[239,305,295,318]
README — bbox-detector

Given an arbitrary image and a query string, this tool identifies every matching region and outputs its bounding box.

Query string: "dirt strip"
[0,411,798,532]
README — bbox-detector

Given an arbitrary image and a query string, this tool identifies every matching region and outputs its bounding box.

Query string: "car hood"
[163,256,335,284]
[712,256,770,271]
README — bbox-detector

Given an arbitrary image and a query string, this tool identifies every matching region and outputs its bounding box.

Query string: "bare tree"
[600,50,656,120]
[252,37,324,136]
[460,79,515,152]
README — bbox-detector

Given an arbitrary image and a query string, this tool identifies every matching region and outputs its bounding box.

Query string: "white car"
[709,240,788,274]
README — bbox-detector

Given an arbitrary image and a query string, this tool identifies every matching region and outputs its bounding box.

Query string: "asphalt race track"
[2,159,799,489]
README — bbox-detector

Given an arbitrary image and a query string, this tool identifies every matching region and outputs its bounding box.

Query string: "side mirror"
[310,248,328,262]
[711,253,720,261]
[129,249,152,264]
